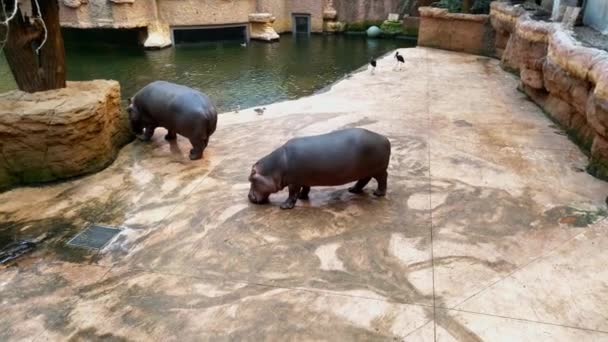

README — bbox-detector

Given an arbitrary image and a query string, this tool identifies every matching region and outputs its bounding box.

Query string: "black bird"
[254,107,266,115]
[369,57,377,75]
[394,51,405,71]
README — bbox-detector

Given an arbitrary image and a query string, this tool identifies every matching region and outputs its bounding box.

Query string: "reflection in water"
[0,34,415,112]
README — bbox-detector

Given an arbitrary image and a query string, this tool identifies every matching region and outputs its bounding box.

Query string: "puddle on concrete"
[0,218,93,265]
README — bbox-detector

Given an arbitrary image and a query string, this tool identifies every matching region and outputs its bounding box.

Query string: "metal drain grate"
[67,224,121,250]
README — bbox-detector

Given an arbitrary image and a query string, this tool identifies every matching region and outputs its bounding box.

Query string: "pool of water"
[0,34,414,112]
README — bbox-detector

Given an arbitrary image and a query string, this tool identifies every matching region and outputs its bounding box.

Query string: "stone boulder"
[490,2,525,57]
[0,80,132,191]
[62,0,86,8]
[501,15,551,73]
[144,21,172,49]
[249,13,280,42]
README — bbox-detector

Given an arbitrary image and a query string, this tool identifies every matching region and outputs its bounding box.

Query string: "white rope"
[32,0,47,54]
[0,0,10,51]
[0,0,17,25]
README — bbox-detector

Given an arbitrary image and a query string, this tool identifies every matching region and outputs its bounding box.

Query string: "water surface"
[1,34,414,112]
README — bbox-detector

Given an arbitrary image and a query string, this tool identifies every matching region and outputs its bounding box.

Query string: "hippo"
[248,128,391,209]
[127,81,218,160]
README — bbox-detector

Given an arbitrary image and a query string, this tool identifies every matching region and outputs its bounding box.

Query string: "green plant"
[344,20,384,32]
[432,0,462,13]
[380,20,403,36]
[432,0,492,14]
[471,0,492,14]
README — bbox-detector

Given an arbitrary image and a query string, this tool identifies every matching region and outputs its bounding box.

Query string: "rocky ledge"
[0,80,132,190]
[491,2,608,180]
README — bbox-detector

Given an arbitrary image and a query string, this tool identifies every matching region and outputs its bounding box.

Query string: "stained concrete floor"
[1,48,608,341]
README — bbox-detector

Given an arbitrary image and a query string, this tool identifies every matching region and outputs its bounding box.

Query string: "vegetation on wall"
[470,0,492,14]
[344,20,385,32]
[432,0,492,14]
[380,20,404,36]
[432,0,462,13]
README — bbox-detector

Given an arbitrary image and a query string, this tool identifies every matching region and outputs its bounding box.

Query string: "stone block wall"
[332,0,401,23]
[156,0,257,27]
[0,81,132,190]
[60,0,157,28]
[491,2,608,179]
[418,7,496,56]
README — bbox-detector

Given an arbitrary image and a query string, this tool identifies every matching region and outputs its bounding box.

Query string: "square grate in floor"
[67,224,122,250]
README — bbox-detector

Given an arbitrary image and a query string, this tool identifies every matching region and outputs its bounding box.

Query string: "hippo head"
[248,164,278,204]
[126,98,144,135]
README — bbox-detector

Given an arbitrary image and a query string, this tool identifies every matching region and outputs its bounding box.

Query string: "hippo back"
[282,128,390,186]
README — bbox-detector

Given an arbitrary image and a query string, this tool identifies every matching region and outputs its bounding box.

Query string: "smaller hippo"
[127,81,218,160]
[248,128,391,209]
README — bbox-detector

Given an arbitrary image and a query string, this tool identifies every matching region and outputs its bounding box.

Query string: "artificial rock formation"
[249,13,280,41]
[143,21,172,49]
[418,7,495,56]
[490,2,608,179]
[0,80,132,190]
[323,1,345,33]
[62,0,87,8]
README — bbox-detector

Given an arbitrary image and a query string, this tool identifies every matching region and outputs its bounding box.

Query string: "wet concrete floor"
[1,48,608,341]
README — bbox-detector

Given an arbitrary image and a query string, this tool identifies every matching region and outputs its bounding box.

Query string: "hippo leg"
[373,170,388,197]
[298,186,310,200]
[142,126,156,141]
[280,184,301,209]
[165,130,177,140]
[348,177,371,194]
[188,138,203,160]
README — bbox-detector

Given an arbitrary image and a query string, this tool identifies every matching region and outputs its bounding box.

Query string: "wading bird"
[370,57,377,75]
[254,107,266,115]
[394,51,405,71]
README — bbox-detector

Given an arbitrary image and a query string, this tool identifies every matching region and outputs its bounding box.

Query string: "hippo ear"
[128,97,132,105]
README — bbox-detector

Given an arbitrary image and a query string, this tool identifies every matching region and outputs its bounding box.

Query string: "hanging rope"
[32,0,47,54]
[0,0,12,52]
[0,0,17,25]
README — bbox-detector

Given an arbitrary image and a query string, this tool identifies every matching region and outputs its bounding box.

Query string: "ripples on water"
[0,34,414,112]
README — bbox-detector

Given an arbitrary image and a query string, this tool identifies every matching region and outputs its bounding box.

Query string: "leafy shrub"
[432,0,462,13]
[380,20,404,35]
[432,0,492,14]
[345,20,385,32]
[471,0,492,14]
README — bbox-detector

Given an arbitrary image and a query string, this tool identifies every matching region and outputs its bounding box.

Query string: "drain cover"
[67,224,121,250]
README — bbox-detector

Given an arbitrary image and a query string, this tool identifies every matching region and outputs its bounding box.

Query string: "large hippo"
[127,81,218,160]
[248,128,391,209]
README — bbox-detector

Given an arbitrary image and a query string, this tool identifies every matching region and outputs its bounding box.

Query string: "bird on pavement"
[254,107,266,115]
[369,57,377,75]
[394,51,405,71]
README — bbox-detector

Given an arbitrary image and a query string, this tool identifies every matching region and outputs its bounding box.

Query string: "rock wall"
[58,0,327,44]
[156,0,257,27]
[60,0,157,28]
[0,81,132,191]
[332,0,401,22]
[418,7,495,56]
[490,2,608,180]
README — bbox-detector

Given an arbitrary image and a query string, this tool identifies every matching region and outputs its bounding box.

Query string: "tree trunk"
[2,0,66,93]
[462,0,472,13]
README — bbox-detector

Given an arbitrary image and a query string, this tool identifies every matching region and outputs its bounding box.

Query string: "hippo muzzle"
[248,189,269,204]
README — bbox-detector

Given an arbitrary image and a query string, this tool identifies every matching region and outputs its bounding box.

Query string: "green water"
[0,34,414,112]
